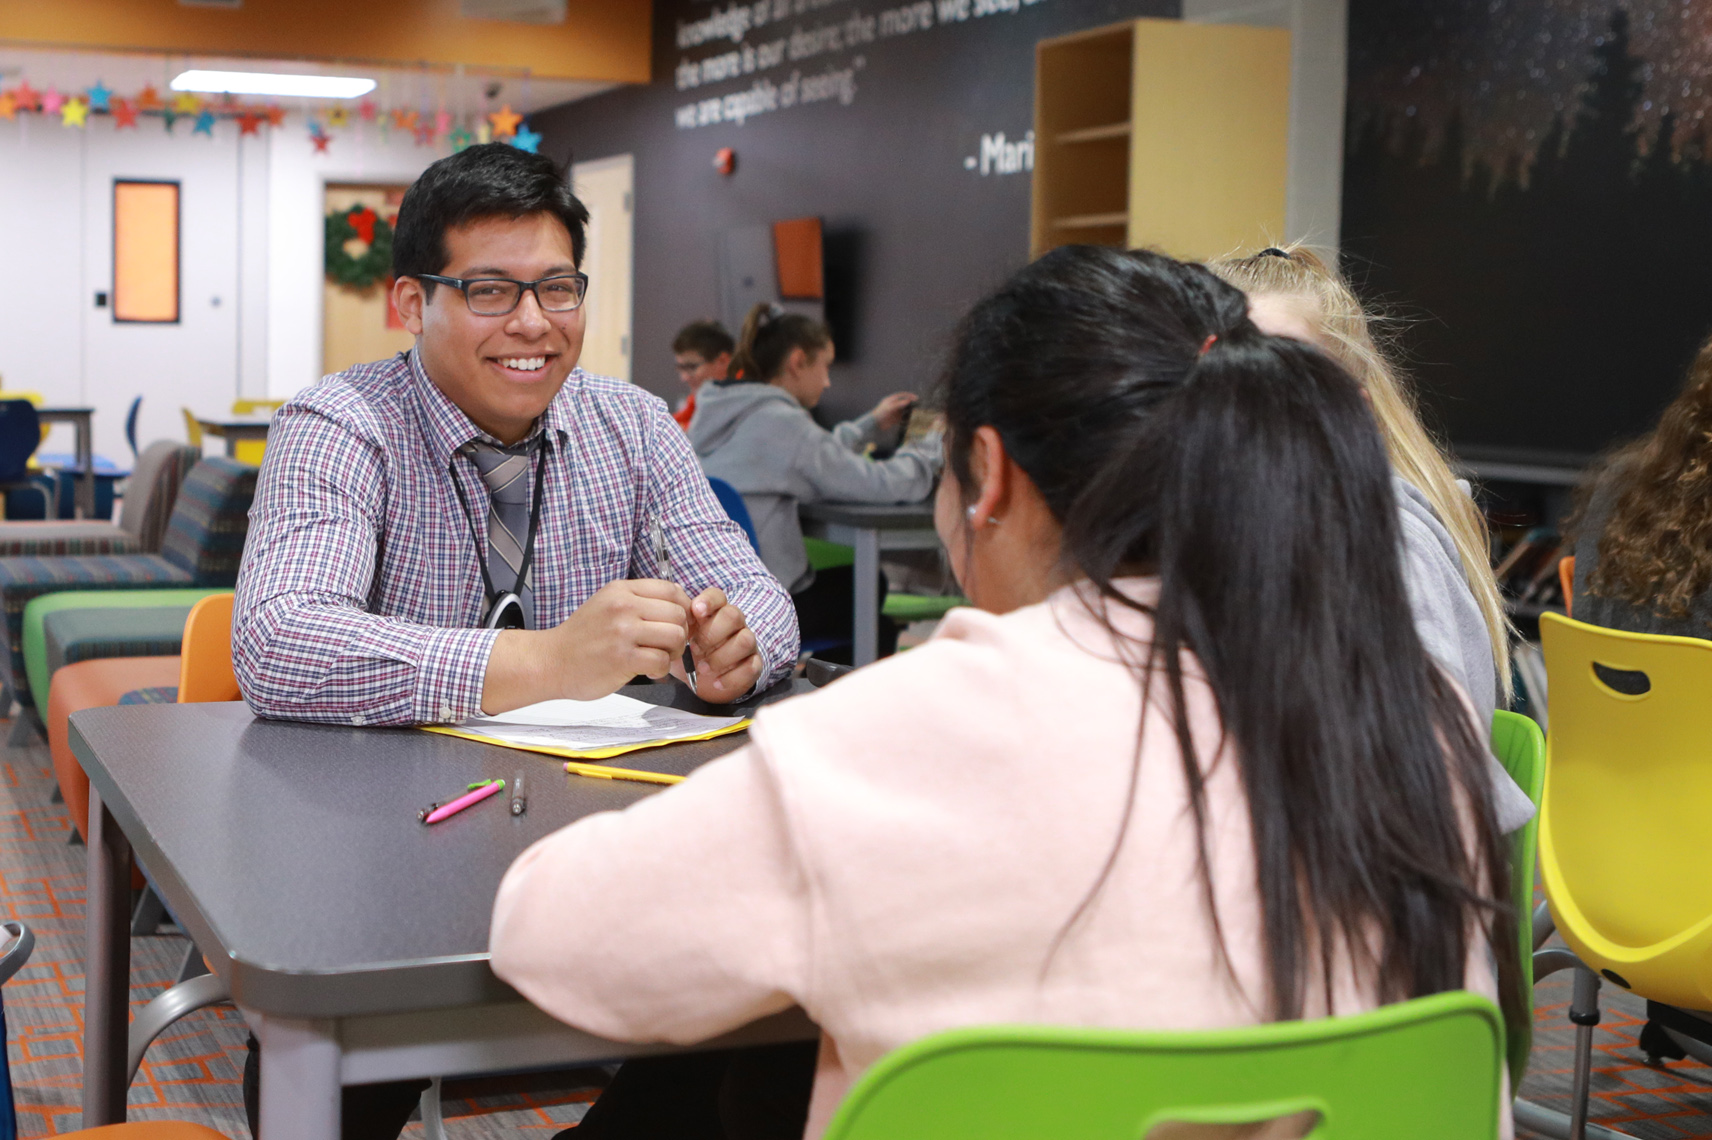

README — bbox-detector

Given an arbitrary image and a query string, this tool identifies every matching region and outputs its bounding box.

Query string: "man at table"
[234,144,797,726]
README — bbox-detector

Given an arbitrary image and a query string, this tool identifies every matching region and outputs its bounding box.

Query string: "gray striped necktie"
[458,438,539,629]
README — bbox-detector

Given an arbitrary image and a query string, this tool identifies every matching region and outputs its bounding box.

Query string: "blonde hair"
[1210,244,1513,700]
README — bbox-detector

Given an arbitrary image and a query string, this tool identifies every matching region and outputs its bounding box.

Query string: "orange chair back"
[1559,555,1576,619]
[178,593,239,704]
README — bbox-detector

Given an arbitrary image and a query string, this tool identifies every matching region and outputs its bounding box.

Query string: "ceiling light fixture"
[170,70,377,99]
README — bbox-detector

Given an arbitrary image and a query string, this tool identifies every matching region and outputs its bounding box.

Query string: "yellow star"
[172,91,203,115]
[488,104,522,138]
[326,106,350,128]
[61,97,89,127]
[0,92,15,121]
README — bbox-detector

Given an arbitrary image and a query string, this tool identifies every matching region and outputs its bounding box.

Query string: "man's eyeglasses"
[415,273,589,316]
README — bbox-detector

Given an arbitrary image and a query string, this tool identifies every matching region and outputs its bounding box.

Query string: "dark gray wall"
[538,0,1178,422]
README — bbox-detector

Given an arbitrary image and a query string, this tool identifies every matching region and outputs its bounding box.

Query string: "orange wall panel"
[0,0,651,83]
[113,180,179,323]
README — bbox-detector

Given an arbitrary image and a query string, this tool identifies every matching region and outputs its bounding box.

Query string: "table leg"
[259,1014,342,1140]
[82,786,132,1125]
[75,414,94,520]
[224,435,241,460]
[853,527,880,666]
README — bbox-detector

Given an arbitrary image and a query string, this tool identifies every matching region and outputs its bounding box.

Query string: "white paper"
[454,695,746,752]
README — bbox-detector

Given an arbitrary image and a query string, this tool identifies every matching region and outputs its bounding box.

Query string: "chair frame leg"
[126,971,231,1085]
[420,1076,448,1140]
[130,884,168,936]
[1569,966,1604,1140]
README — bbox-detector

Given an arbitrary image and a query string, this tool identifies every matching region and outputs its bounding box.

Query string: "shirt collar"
[407,347,577,468]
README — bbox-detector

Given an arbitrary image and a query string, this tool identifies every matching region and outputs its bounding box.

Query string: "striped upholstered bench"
[0,457,256,716]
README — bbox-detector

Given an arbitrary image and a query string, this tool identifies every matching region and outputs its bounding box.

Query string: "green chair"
[1490,709,1546,1088]
[882,593,964,624]
[820,991,1505,1139]
[23,587,226,719]
[805,537,855,572]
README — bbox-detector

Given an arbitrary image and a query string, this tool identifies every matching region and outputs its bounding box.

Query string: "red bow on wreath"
[347,206,379,245]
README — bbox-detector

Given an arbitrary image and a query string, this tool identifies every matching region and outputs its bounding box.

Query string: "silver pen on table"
[651,517,699,691]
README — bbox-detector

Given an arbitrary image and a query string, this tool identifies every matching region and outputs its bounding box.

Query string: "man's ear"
[713,351,733,377]
[392,276,427,336]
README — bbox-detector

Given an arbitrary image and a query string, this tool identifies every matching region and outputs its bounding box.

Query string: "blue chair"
[707,476,760,552]
[0,402,50,521]
[126,394,142,460]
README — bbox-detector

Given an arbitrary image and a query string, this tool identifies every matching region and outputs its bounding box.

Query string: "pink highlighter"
[419,779,504,825]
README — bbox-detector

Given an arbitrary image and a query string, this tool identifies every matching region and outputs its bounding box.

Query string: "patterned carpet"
[5,712,1712,1138]
[0,724,599,1137]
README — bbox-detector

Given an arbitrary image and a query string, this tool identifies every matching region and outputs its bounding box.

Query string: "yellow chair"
[180,407,203,450]
[228,399,281,467]
[1538,612,1712,1127]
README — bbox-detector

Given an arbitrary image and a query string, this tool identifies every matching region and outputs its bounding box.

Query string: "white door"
[571,154,633,382]
[81,120,241,459]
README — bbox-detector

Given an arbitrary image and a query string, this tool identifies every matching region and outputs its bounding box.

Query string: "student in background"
[672,319,734,429]
[491,246,1521,1140]
[691,302,939,661]
[1211,251,1514,705]
[1570,335,1712,636]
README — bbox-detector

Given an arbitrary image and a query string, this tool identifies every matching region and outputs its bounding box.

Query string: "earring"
[965,506,1000,526]
[965,506,977,519]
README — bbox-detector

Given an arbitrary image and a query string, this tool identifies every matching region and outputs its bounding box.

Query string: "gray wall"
[538,0,1349,421]
[538,0,1179,422]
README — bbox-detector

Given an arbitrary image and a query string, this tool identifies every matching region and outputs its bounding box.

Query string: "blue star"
[510,122,542,153]
[193,109,216,136]
[86,82,112,112]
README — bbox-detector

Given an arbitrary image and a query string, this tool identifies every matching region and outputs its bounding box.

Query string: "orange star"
[264,104,285,127]
[0,92,15,121]
[136,84,163,111]
[237,112,261,136]
[112,98,138,129]
[12,82,39,112]
[488,104,522,138]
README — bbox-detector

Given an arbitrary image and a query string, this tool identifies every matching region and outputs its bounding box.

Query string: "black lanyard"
[449,435,551,628]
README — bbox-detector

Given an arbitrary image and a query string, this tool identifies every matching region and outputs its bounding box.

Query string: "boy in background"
[671,319,734,429]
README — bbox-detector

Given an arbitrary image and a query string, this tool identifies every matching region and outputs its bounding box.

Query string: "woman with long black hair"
[491,246,1521,1139]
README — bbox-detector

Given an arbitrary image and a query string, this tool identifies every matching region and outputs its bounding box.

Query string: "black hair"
[732,302,831,382]
[392,143,590,294]
[673,319,736,361]
[940,244,1521,1034]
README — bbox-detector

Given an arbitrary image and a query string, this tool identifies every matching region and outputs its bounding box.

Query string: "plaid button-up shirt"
[233,350,798,725]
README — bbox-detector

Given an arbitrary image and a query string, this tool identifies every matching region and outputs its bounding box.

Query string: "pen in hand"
[650,517,700,692]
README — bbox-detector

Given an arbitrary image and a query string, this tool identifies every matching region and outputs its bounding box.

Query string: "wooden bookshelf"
[1031,18,1292,261]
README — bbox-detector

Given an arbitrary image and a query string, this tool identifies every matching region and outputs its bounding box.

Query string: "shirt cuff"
[412,625,502,723]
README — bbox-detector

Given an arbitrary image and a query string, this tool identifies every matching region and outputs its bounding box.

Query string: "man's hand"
[676,587,765,702]
[481,580,693,713]
[870,392,918,433]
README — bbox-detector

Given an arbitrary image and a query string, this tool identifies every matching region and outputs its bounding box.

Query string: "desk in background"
[71,680,817,1140]
[194,417,271,459]
[39,407,94,518]
[799,500,940,665]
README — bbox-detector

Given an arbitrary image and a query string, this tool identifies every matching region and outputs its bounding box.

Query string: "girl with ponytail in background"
[492,247,1521,1140]
[690,303,941,661]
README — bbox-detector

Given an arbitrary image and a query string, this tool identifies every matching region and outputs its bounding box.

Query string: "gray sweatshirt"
[689,382,942,593]
[1396,476,1534,832]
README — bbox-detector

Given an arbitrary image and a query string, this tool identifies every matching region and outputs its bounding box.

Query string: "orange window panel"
[113,180,180,323]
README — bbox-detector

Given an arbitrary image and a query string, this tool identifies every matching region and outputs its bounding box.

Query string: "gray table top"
[69,677,813,1019]
[799,500,936,528]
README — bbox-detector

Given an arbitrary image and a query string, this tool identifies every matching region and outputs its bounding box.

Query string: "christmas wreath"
[324,205,394,289]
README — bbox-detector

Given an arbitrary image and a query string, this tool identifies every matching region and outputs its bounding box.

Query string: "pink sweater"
[489,584,1505,1137]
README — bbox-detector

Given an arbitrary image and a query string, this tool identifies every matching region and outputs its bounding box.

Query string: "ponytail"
[733,302,832,382]
[939,245,1522,1037]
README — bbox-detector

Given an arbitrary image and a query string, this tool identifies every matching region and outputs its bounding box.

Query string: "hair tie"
[1198,334,1218,357]
[1257,247,1291,259]
[757,301,786,328]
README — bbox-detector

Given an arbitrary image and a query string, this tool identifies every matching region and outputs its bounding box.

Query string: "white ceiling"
[0,46,618,114]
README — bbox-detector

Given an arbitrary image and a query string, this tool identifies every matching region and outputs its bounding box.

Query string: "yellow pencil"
[563,759,684,786]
